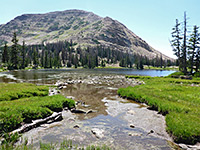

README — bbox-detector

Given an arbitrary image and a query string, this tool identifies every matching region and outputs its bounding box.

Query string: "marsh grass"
[0,83,75,134]
[118,76,200,144]
[0,138,111,150]
[0,95,75,133]
[0,83,49,101]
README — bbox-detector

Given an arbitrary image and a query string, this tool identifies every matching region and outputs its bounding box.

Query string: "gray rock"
[86,110,94,114]
[91,128,104,138]
[130,124,135,128]
[188,144,200,149]
[73,125,79,129]
[128,132,141,136]
[127,110,136,115]
[66,96,75,100]
[59,86,63,90]
[71,109,86,114]
[62,86,67,89]
[179,144,188,150]
[146,130,154,135]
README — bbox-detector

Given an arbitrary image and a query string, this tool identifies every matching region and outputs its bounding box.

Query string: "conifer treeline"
[171,12,200,74]
[1,33,174,70]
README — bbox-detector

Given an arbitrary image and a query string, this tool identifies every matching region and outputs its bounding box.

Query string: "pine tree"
[49,52,52,68]
[171,19,182,70]
[139,59,144,70]
[188,25,200,74]
[101,60,105,67]
[182,12,188,74]
[41,50,45,67]
[10,32,19,69]
[160,54,163,68]
[2,43,8,64]
[95,55,98,67]
[44,51,49,68]
[21,41,26,69]
[195,48,200,72]
[33,48,39,68]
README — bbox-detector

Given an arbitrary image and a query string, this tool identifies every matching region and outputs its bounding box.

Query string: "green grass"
[118,75,200,144]
[0,138,111,150]
[0,83,49,101]
[0,83,75,134]
[0,95,75,133]
[144,66,178,71]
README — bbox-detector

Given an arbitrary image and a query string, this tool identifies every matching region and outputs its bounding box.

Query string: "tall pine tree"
[171,19,182,70]
[21,41,26,69]
[188,25,200,74]
[10,32,19,69]
[2,43,8,64]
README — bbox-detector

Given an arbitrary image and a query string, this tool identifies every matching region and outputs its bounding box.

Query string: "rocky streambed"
[19,72,176,149]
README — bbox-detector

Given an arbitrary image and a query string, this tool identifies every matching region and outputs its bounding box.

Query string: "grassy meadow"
[0,83,75,134]
[118,74,200,144]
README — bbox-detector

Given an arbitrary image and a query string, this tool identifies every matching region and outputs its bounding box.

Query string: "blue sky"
[1,0,200,58]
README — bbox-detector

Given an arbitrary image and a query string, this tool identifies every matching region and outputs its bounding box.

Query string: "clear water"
[0,68,175,83]
[0,68,176,149]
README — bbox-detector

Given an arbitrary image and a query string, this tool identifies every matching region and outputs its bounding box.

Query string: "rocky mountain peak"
[0,9,172,60]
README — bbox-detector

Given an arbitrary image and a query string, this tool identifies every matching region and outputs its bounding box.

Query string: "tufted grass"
[118,75,200,144]
[0,83,49,101]
[0,83,75,134]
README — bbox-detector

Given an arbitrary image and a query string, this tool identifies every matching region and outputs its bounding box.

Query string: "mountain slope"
[0,9,172,60]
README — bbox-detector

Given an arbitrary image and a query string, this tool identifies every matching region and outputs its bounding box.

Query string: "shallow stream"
[0,69,176,149]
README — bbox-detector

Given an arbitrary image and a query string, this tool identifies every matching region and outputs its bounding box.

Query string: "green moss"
[118,76,200,144]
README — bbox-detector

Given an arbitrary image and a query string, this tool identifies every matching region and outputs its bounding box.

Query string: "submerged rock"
[91,128,104,138]
[127,110,136,115]
[66,96,75,100]
[86,110,94,114]
[179,144,188,150]
[130,124,135,128]
[128,132,142,136]
[73,125,80,129]
[71,109,86,114]
[146,130,154,135]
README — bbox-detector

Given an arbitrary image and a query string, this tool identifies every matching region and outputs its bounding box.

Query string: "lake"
[0,68,175,83]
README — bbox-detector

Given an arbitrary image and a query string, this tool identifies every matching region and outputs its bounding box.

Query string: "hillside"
[0,9,171,60]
